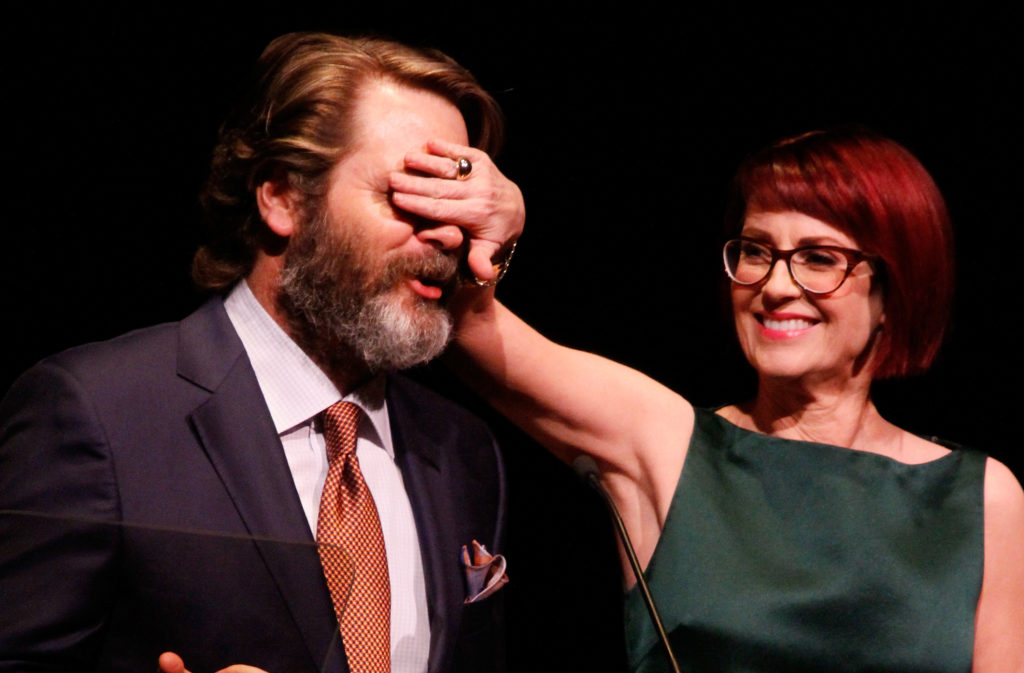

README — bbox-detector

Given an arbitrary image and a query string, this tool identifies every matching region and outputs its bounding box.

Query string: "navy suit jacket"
[0,299,506,673]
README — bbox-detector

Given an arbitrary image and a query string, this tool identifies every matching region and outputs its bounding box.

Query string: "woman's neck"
[723,374,903,457]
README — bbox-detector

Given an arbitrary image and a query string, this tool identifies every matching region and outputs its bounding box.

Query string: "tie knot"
[323,401,361,462]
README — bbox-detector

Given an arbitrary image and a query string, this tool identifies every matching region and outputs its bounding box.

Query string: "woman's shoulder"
[982,456,1024,514]
[909,435,1023,559]
[973,456,1024,671]
[900,432,956,464]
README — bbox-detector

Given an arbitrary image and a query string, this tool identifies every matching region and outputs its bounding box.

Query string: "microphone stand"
[573,455,681,673]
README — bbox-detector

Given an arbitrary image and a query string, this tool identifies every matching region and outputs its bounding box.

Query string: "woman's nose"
[761,259,803,299]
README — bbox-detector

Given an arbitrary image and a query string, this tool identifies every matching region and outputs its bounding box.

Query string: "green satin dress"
[624,408,985,673]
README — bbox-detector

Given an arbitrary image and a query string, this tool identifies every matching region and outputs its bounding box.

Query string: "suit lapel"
[178,300,347,673]
[387,375,464,673]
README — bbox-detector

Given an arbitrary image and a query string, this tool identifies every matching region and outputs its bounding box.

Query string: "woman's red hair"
[725,128,955,378]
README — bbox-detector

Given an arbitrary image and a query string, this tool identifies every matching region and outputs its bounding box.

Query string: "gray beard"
[276,210,457,376]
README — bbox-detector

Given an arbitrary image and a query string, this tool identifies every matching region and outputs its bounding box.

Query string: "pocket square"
[460,539,508,603]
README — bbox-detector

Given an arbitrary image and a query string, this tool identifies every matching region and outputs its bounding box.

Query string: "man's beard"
[276,208,458,377]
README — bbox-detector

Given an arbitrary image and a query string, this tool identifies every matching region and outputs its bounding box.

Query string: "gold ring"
[455,157,472,180]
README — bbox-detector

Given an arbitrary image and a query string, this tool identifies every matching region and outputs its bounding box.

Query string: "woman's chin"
[746,350,839,383]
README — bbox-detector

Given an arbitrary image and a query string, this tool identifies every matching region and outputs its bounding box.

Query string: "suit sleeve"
[0,361,121,672]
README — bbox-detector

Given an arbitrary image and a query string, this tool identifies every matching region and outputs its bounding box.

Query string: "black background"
[4,3,1021,671]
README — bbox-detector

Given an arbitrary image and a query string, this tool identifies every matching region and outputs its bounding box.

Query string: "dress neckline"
[708,406,960,468]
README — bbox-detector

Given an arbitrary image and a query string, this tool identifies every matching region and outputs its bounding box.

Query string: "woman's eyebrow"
[794,236,853,248]
[738,228,773,241]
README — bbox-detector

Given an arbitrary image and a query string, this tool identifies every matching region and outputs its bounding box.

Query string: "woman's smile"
[756,312,820,339]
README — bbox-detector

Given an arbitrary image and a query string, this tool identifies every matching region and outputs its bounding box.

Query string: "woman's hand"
[390,139,524,283]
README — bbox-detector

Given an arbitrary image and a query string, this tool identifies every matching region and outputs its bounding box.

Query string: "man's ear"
[256,181,300,238]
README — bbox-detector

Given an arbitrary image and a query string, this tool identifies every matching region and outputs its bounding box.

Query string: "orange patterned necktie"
[317,401,391,673]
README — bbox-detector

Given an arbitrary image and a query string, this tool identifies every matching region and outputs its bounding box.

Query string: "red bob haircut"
[724,127,955,379]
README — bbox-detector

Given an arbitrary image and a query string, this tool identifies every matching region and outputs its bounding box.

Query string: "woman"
[393,128,1023,672]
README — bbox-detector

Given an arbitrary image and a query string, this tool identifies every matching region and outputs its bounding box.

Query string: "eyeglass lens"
[723,239,853,294]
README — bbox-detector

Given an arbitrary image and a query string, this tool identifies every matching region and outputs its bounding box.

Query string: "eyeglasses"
[722,237,878,295]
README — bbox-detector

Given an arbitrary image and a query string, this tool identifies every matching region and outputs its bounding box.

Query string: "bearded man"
[0,32,523,673]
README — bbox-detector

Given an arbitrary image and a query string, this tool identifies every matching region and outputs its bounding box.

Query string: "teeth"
[763,318,814,331]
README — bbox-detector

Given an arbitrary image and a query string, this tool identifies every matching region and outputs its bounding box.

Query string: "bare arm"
[973,458,1024,672]
[445,290,694,568]
[447,292,692,487]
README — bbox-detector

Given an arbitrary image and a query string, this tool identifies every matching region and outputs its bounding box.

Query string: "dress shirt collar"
[223,281,393,456]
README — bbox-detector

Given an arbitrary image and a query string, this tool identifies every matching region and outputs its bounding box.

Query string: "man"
[0,32,523,673]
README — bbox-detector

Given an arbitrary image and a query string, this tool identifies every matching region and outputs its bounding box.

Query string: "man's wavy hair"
[194,32,505,291]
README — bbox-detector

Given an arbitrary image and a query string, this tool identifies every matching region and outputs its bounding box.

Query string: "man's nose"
[416,222,464,251]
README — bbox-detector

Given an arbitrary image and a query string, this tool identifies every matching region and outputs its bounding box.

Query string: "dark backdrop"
[4,4,1020,671]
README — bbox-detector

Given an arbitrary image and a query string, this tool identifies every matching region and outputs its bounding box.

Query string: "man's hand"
[390,139,525,283]
[158,651,270,673]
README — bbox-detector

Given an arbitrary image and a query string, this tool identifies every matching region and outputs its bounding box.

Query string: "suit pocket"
[454,592,505,672]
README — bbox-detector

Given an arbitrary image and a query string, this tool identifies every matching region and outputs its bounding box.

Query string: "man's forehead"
[348,78,469,156]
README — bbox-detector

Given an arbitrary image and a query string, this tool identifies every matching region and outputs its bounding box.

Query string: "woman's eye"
[797,249,843,268]
[740,243,771,262]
